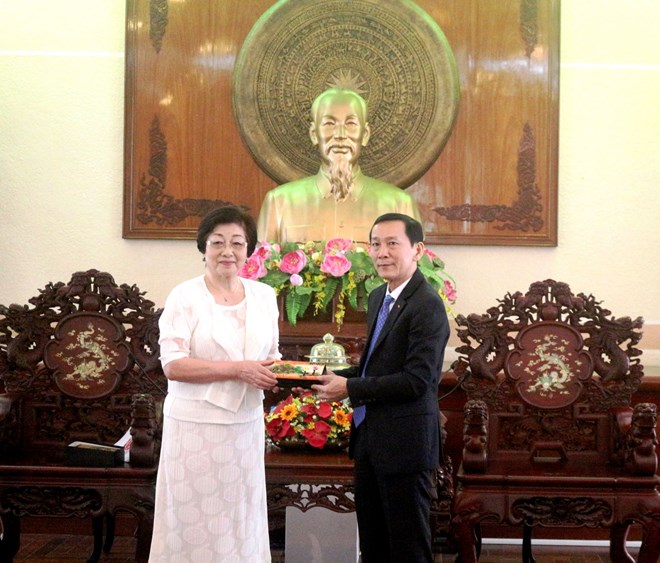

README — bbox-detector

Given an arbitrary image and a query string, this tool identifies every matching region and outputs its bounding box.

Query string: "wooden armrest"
[627,402,658,476]
[128,393,158,467]
[0,392,20,458]
[461,399,489,472]
[0,393,14,420]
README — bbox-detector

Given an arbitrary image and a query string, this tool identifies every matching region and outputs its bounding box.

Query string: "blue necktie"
[353,294,395,427]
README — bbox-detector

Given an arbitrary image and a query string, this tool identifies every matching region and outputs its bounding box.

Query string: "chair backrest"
[453,279,646,471]
[0,269,166,464]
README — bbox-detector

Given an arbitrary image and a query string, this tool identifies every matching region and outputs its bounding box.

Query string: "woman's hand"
[237,360,278,390]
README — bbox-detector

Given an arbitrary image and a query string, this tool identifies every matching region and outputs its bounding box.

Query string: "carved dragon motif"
[455,313,510,382]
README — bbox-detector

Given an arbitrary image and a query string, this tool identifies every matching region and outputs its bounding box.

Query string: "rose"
[301,420,332,449]
[265,395,298,440]
[265,391,352,449]
[280,249,307,275]
[253,242,272,260]
[320,253,352,277]
[325,238,353,254]
[444,280,457,302]
[317,401,333,419]
[249,238,455,328]
[239,255,267,280]
[266,417,294,440]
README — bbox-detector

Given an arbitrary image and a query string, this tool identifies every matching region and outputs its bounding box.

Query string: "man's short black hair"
[370,213,424,245]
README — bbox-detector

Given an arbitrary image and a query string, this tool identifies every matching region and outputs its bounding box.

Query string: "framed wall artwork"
[123,0,559,246]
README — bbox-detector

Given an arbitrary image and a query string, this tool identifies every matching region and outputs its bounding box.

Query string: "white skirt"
[149,415,271,562]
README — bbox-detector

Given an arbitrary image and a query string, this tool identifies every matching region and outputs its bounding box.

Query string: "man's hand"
[312,372,349,402]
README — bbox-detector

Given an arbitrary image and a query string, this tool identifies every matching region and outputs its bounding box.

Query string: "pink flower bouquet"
[240,238,456,327]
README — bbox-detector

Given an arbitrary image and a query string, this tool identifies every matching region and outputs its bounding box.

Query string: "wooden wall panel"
[124,0,559,246]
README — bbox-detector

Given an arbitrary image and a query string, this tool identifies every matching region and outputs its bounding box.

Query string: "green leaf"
[418,253,433,269]
[347,252,376,275]
[340,276,360,311]
[365,276,384,294]
[285,290,302,325]
[256,239,455,323]
[320,277,339,310]
[280,242,299,253]
[292,285,315,295]
[347,286,358,310]
[297,291,313,317]
[418,267,442,293]
[262,270,290,286]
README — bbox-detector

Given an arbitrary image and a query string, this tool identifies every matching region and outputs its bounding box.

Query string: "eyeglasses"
[206,239,248,251]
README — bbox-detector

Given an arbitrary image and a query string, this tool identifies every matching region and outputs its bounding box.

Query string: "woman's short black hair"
[196,205,258,255]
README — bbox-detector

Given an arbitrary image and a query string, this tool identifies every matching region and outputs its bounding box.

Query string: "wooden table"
[265,446,355,534]
[264,443,455,553]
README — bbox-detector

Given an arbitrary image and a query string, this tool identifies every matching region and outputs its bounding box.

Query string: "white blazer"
[158,275,281,422]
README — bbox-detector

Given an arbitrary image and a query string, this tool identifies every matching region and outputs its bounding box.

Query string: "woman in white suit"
[149,206,280,562]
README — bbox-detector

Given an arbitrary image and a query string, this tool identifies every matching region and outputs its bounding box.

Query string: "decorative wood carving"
[625,402,659,475]
[461,399,488,472]
[0,269,166,458]
[497,413,598,453]
[137,116,229,227]
[129,394,158,468]
[451,280,660,563]
[148,0,168,53]
[434,123,544,234]
[510,497,612,527]
[520,0,539,58]
[0,270,166,563]
[45,313,129,399]
[268,483,355,515]
[124,0,559,245]
[431,454,455,551]
[1,486,103,518]
[455,280,644,404]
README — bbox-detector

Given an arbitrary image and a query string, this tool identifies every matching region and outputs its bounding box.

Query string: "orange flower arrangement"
[265,391,352,449]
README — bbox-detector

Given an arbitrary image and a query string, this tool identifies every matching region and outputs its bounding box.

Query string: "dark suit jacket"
[341,268,450,476]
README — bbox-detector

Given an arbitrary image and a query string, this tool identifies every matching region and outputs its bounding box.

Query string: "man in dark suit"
[314,212,450,562]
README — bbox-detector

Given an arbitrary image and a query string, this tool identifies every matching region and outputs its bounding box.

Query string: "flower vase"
[272,435,349,452]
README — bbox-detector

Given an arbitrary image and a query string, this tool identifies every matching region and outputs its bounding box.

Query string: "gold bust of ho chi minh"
[257,88,421,244]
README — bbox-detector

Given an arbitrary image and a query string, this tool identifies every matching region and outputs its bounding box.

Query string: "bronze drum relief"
[232,0,460,188]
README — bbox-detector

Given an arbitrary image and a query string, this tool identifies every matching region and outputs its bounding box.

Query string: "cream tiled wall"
[1,1,659,367]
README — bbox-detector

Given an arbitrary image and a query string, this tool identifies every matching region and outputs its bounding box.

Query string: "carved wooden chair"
[0,270,166,563]
[450,280,659,563]
[431,411,456,553]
